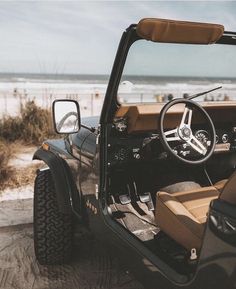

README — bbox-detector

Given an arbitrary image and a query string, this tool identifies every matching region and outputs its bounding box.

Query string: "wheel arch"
[33,147,81,216]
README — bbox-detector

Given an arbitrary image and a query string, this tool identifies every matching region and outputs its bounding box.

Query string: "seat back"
[219,171,236,205]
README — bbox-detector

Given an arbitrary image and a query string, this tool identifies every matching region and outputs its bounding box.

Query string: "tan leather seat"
[156,186,219,251]
[214,179,228,192]
[155,174,236,251]
[219,172,236,205]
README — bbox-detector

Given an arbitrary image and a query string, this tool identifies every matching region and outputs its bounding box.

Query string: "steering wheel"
[159,98,216,165]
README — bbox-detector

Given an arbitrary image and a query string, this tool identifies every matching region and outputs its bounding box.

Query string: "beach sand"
[0,222,143,289]
[0,147,144,289]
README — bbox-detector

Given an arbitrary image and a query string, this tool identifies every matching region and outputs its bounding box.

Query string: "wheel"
[33,169,73,265]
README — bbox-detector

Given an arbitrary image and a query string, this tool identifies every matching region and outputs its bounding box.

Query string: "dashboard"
[107,120,236,166]
[115,102,236,134]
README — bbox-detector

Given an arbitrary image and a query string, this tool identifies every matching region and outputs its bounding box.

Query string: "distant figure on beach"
[167,94,173,101]
[204,94,214,101]
[13,88,18,97]
[162,93,173,102]
[183,93,189,99]
[224,94,230,101]
[95,90,100,98]
[154,94,163,102]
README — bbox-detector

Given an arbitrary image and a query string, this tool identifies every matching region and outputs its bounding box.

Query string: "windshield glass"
[118,40,236,103]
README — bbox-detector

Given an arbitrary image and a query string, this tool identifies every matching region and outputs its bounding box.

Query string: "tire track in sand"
[0,225,144,289]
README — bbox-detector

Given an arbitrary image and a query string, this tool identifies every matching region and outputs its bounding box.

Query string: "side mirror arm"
[81,124,96,133]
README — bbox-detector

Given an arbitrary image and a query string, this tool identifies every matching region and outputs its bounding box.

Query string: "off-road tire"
[34,169,72,265]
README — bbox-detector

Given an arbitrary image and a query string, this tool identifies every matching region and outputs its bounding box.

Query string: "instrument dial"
[194,130,211,147]
[222,134,229,143]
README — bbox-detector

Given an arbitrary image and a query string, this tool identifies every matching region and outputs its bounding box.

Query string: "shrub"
[0,101,55,144]
[0,116,22,142]
[20,100,55,144]
[0,140,12,185]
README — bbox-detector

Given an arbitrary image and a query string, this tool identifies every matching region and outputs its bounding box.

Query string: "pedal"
[119,194,131,205]
[139,192,151,203]
[139,192,154,211]
[147,200,155,211]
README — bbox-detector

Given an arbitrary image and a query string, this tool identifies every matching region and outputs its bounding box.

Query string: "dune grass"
[0,101,56,189]
[0,141,13,188]
[0,100,55,145]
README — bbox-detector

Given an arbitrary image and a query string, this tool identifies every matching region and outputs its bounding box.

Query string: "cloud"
[0,1,235,74]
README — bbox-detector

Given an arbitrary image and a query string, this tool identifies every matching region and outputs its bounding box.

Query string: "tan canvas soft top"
[136,18,224,44]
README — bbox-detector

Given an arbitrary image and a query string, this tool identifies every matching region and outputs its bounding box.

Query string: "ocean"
[0,73,236,117]
[0,73,109,117]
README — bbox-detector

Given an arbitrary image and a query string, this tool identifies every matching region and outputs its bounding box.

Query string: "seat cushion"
[155,186,219,251]
[160,181,201,194]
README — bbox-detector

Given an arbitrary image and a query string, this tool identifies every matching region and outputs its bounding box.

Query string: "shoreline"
[1,76,236,118]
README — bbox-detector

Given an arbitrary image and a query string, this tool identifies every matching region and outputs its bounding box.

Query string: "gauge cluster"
[175,126,236,157]
[215,129,233,144]
[194,129,233,146]
[173,129,212,159]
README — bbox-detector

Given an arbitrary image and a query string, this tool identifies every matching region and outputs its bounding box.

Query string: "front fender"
[33,147,80,215]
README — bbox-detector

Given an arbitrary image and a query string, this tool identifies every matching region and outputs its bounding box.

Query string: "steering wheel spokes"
[180,106,193,128]
[187,135,207,155]
[159,98,216,165]
[164,128,180,142]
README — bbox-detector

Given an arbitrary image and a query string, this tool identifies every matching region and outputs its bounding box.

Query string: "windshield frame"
[100,23,236,124]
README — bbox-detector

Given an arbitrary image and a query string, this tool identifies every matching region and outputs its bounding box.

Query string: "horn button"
[178,126,192,140]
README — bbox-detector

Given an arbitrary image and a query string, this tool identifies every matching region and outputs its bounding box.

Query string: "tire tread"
[34,169,72,265]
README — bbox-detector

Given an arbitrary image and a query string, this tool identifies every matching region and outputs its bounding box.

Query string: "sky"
[0,1,235,75]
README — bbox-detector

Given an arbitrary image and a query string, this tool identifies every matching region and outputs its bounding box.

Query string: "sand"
[0,145,144,289]
[0,222,143,289]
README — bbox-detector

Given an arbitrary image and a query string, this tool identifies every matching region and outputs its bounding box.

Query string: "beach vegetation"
[0,140,13,188]
[0,100,55,144]
[0,140,42,190]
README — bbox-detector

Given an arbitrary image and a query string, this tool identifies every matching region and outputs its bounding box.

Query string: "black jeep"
[33,18,236,289]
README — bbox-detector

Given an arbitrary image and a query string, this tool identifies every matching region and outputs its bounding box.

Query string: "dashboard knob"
[133,153,141,160]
